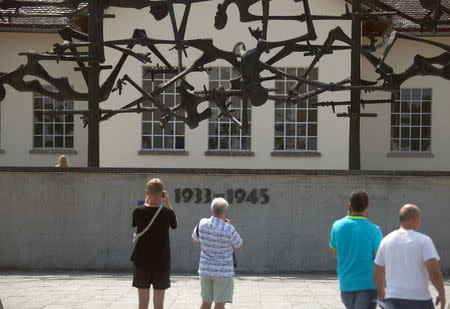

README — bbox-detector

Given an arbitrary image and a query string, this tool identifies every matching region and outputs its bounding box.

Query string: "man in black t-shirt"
[131,178,177,309]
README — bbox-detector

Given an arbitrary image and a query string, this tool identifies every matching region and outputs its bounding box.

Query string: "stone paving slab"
[0,272,449,309]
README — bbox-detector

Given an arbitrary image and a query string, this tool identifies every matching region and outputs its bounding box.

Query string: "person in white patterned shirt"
[192,197,243,309]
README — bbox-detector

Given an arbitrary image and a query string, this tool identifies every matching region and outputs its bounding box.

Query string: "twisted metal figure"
[0,0,449,135]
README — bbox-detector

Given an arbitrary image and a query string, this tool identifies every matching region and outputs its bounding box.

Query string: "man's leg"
[200,276,214,309]
[353,290,377,309]
[214,302,226,309]
[340,291,356,309]
[200,302,212,309]
[138,288,150,309]
[152,272,170,309]
[153,289,165,309]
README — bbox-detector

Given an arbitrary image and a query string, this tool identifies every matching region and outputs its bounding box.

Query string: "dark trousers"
[341,289,377,309]
[385,298,434,309]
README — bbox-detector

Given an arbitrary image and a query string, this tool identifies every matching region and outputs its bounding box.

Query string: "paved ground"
[0,272,449,309]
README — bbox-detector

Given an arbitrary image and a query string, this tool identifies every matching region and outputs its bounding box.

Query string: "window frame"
[207,67,252,153]
[273,67,319,153]
[141,68,186,152]
[32,89,75,150]
[390,88,432,153]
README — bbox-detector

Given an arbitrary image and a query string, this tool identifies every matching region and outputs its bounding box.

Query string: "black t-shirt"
[130,206,177,271]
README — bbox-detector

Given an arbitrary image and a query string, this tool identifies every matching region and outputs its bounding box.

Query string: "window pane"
[391,102,400,113]
[220,137,229,149]
[275,137,284,150]
[153,136,162,148]
[411,127,420,138]
[422,114,431,126]
[412,89,421,100]
[44,136,53,148]
[411,102,420,113]
[401,140,410,151]
[164,136,174,149]
[422,102,431,113]
[297,124,306,136]
[401,89,410,100]
[411,139,420,151]
[391,139,399,151]
[401,127,410,138]
[286,110,295,122]
[34,136,43,148]
[208,137,218,149]
[391,126,399,138]
[421,140,430,151]
[297,110,307,122]
[422,89,431,101]
[411,114,420,126]
[142,123,152,135]
[422,127,431,139]
[175,136,184,149]
[296,137,306,150]
[65,114,74,122]
[286,124,295,136]
[55,136,64,148]
[308,138,317,151]
[308,124,317,137]
[275,124,284,136]
[401,101,410,113]
[308,110,317,122]
[142,136,151,149]
[241,137,251,150]
[401,114,410,125]
[34,111,43,122]
[286,137,295,150]
[65,136,74,148]
[34,124,43,135]
[391,114,399,125]
[65,124,74,135]
[231,137,240,150]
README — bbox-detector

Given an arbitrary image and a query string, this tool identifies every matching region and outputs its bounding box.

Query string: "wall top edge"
[0,166,450,177]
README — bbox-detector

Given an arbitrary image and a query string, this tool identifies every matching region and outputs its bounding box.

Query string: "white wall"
[100,1,351,169]
[0,32,88,167]
[360,36,450,170]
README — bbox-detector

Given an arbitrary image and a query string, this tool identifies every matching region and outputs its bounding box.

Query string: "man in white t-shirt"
[374,204,446,309]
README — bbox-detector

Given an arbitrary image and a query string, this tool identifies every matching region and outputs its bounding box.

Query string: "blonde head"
[57,155,69,167]
[147,178,164,195]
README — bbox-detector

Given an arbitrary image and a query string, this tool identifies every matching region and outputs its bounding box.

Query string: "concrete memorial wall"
[0,168,449,273]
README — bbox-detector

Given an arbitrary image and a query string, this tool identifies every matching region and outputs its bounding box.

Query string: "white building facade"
[0,1,449,170]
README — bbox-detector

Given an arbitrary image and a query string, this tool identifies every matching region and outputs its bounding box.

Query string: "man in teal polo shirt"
[330,190,383,309]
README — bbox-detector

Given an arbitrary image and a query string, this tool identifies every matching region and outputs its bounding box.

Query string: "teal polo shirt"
[330,216,383,292]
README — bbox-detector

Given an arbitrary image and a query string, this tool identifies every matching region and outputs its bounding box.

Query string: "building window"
[33,91,74,149]
[208,67,251,151]
[142,69,185,150]
[274,68,318,152]
[391,88,431,152]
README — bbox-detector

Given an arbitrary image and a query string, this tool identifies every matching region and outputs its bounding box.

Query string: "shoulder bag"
[133,206,162,244]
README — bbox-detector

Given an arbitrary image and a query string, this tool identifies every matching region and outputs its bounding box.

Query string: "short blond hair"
[147,178,164,194]
[57,155,69,167]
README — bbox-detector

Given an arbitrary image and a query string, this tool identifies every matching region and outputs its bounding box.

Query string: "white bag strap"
[135,206,163,242]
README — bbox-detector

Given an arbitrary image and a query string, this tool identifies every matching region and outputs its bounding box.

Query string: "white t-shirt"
[374,229,440,300]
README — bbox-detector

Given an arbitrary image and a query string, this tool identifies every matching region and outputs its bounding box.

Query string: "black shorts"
[132,265,170,290]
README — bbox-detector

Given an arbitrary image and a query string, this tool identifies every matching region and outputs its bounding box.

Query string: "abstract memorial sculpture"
[0,0,449,168]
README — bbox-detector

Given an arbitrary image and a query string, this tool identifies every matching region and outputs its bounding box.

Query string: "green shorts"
[200,276,234,303]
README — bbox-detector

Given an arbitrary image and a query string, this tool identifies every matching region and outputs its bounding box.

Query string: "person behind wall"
[130,178,177,309]
[329,190,383,309]
[192,197,243,309]
[374,204,446,309]
[55,155,69,167]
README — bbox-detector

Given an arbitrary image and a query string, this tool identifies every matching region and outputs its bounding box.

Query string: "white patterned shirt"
[192,216,243,278]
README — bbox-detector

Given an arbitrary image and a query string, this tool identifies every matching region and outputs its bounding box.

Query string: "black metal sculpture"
[0,0,449,168]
